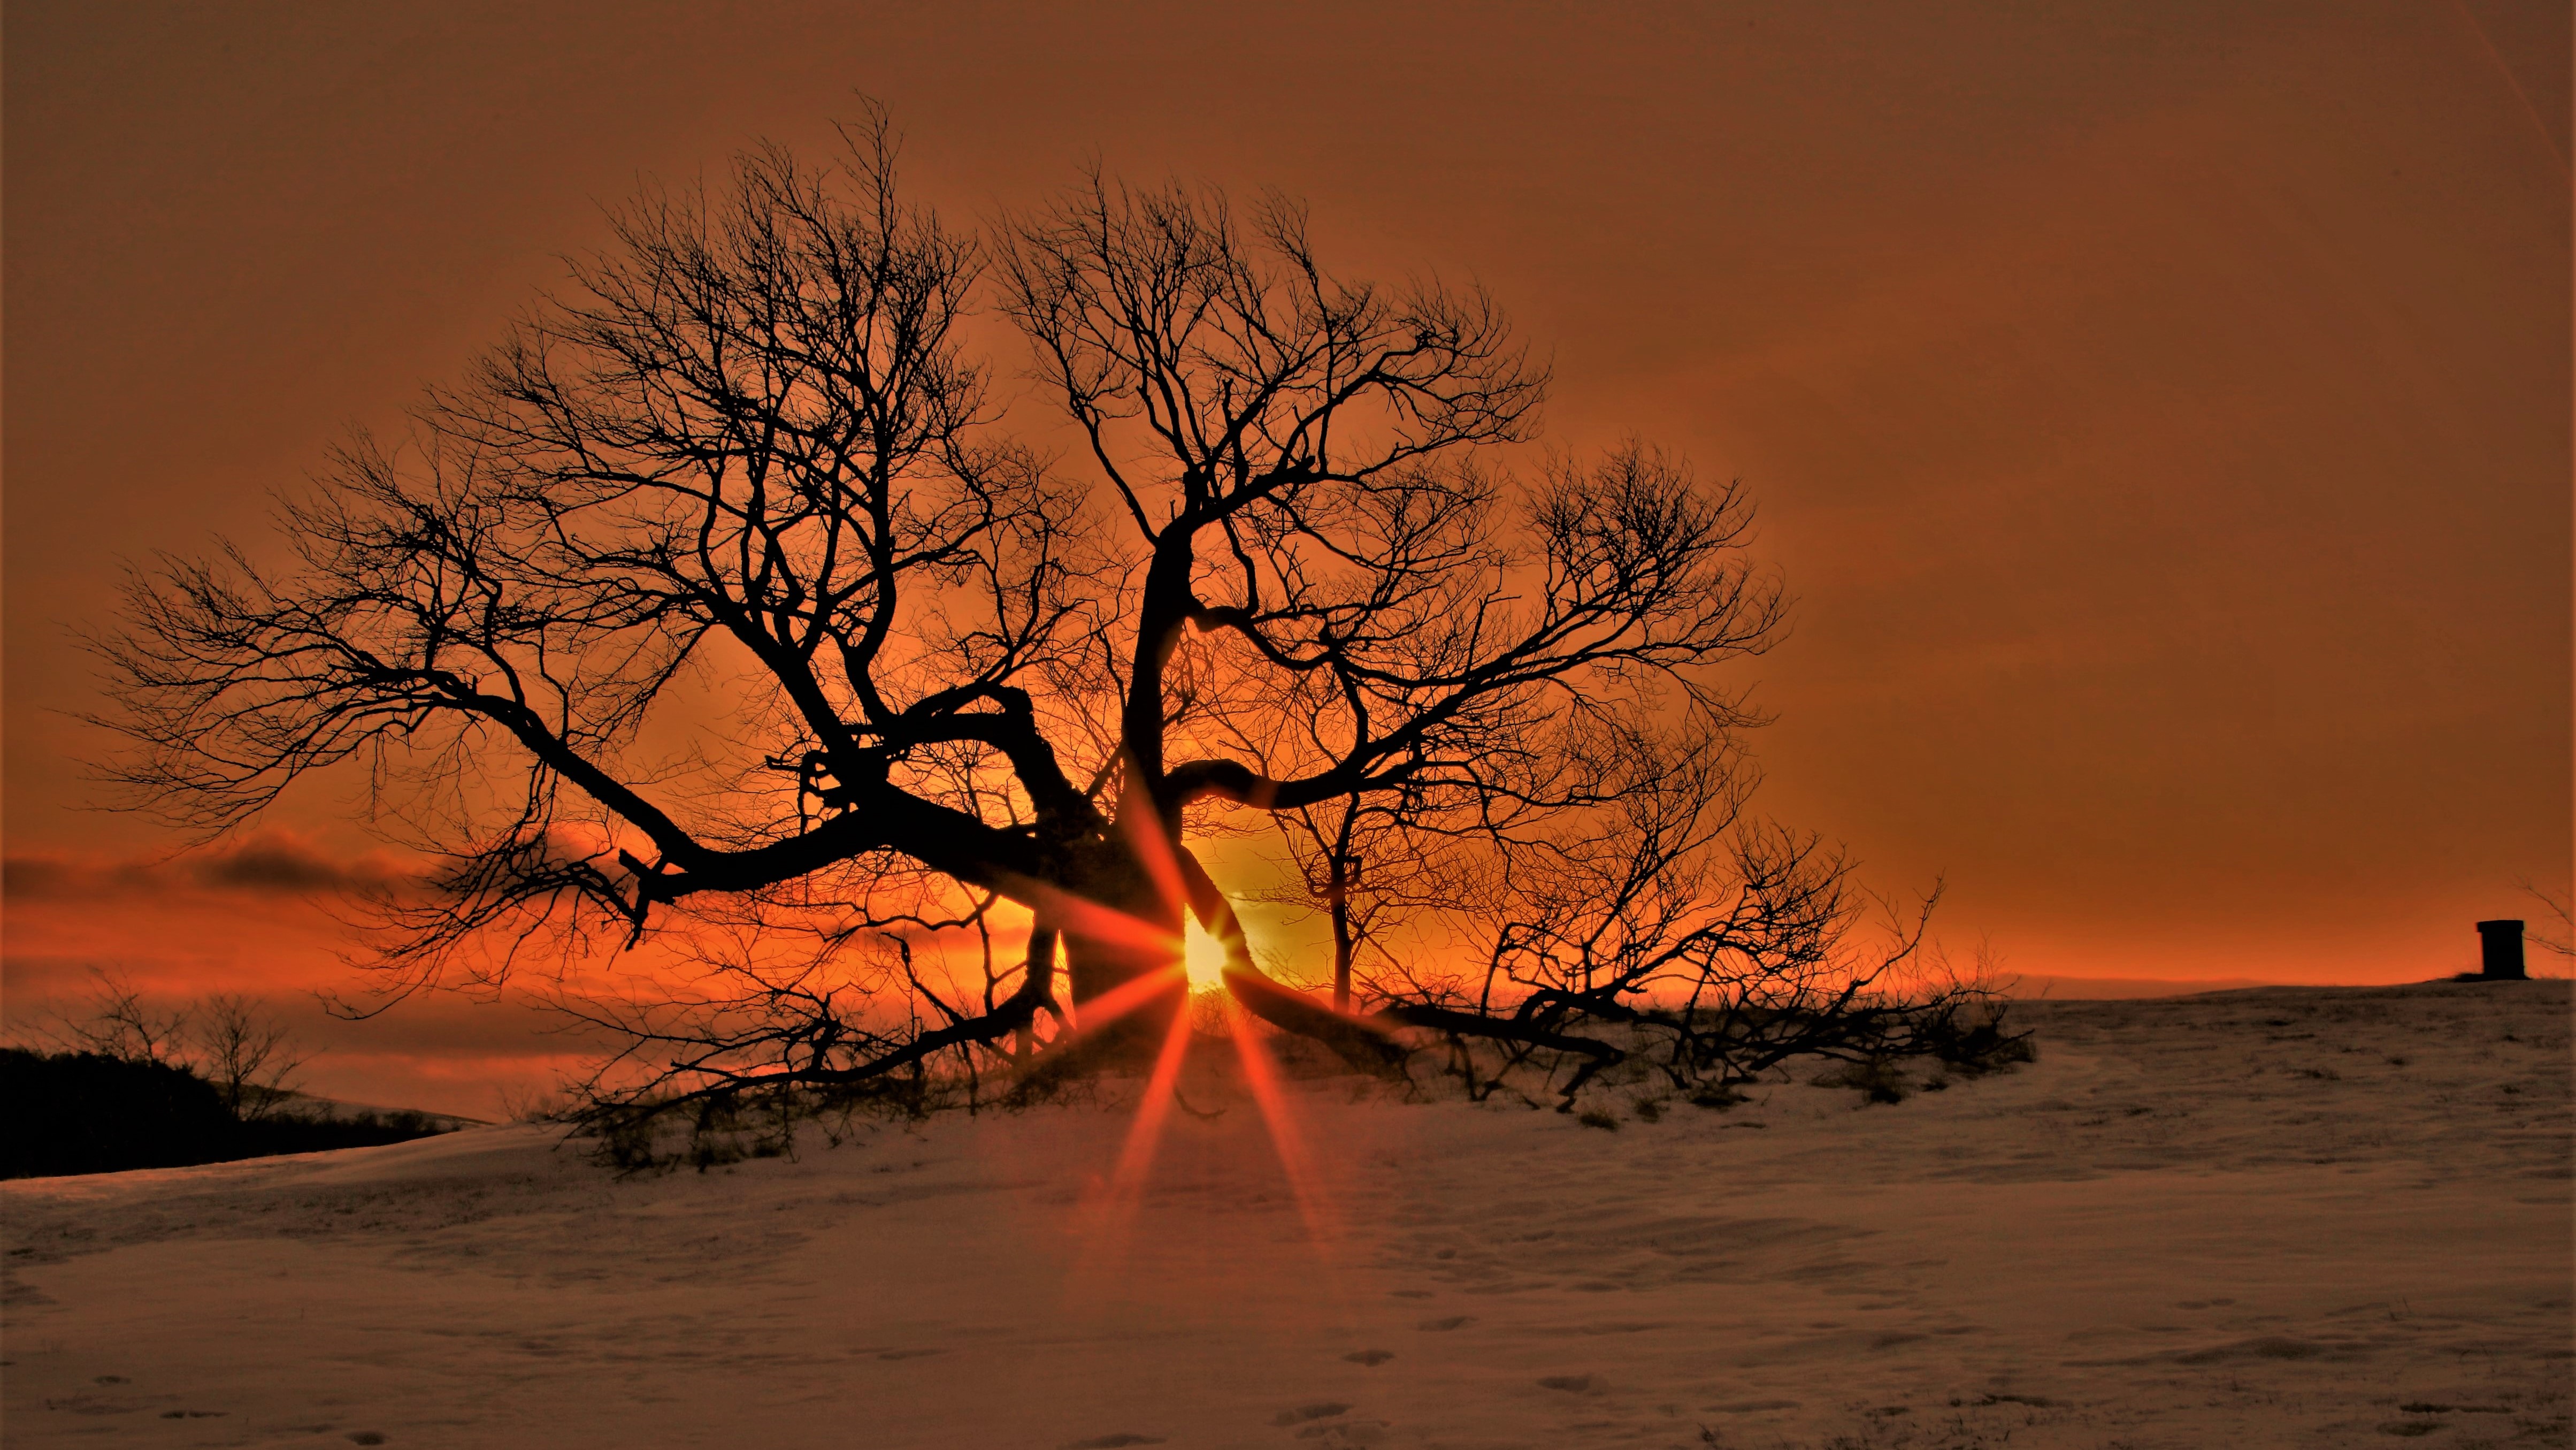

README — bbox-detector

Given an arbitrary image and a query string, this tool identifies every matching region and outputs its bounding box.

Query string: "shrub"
[1811,1056,1912,1105]
[1,1048,236,1177]
[0,1047,455,1179]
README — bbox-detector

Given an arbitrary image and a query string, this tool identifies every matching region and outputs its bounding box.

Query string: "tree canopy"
[97,108,1973,1115]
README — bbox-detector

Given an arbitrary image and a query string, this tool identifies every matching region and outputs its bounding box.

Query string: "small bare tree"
[1351,721,1985,1103]
[194,994,309,1119]
[27,968,193,1066]
[20,971,309,1118]
[1241,747,1478,1014]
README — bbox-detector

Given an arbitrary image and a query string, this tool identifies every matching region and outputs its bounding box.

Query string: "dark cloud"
[2,833,419,901]
[193,837,407,894]
[2,854,158,901]
[1,858,81,899]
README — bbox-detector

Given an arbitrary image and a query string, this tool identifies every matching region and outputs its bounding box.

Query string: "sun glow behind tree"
[1182,916,1232,995]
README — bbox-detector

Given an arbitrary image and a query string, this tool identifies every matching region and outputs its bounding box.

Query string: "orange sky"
[5,1,2569,1116]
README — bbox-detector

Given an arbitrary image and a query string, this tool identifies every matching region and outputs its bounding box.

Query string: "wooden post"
[2475,920,2528,980]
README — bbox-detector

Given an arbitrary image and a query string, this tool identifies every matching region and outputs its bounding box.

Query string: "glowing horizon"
[3,3,2564,1121]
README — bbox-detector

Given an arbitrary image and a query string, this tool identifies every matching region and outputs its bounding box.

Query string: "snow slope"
[5,981,2566,1448]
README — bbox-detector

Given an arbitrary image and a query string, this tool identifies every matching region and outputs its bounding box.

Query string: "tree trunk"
[1011,926,1057,1063]
[1054,839,1185,1063]
[1328,854,1353,1013]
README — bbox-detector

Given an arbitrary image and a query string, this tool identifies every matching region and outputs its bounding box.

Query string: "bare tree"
[194,994,309,1119]
[27,968,193,1067]
[1257,795,1469,1012]
[19,972,310,1118]
[93,108,1985,1121]
[1364,726,1977,1102]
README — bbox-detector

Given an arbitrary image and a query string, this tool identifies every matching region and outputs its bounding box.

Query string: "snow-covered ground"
[5,981,2567,1449]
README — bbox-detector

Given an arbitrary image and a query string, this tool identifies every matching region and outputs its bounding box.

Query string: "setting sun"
[1182,915,1230,993]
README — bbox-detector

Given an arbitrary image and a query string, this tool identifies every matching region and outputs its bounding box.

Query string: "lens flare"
[1225,1002,1336,1247]
[1106,989,1196,1198]
[1065,960,1189,1035]
[997,875,1183,967]
[1059,799,1345,1268]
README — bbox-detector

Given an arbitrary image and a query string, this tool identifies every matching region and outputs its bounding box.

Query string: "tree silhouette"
[1256,792,1467,1014]
[95,107,1982,1117]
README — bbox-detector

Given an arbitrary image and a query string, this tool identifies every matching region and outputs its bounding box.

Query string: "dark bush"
[1912,1001,2038,1077]
[1811,1056,1912,1105]
[1,1048,454,1179]
[2,1047,237,1177]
